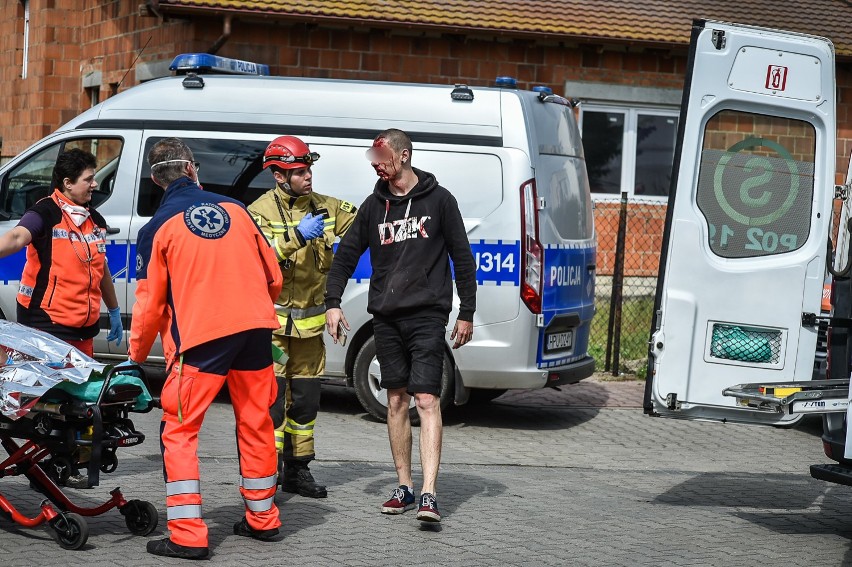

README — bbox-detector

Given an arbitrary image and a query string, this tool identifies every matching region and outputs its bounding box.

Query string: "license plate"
[545,330,573,353]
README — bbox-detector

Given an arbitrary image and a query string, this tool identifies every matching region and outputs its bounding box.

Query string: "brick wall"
[1,2,691,161]
[2,2,851,277]
[594,200,666,278]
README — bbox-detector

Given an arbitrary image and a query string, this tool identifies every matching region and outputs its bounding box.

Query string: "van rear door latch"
[802,312,852,328]
[711,29,726,50]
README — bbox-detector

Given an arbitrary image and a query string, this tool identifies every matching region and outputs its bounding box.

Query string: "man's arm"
[442,193,477,321]
[332,198,358,237]
[249,202,308,263]
[128,230,170,363]
[442,192,477,349]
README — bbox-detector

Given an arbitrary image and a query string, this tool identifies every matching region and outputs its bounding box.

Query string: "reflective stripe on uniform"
[275,429,285,450]
[167,504,203,520]
[292,313,326,330]
[284,417,316,436]
[273,239,288,263]
[274,304,326,319]
[166,479,201,496]
[243,496,275,512]
[240,474,278,490]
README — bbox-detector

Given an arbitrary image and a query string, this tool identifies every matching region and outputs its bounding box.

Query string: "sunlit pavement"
[0,375,848,566]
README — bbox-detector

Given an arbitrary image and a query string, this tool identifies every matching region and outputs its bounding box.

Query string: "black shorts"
[373,317,446,396]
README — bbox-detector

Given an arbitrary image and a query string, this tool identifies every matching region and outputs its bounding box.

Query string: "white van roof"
[63,75,511,145]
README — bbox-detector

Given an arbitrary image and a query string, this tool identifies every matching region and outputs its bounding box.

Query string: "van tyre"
[353,335,453,425]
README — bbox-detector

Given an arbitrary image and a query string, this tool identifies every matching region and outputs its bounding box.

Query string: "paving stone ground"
[1,375,851,566]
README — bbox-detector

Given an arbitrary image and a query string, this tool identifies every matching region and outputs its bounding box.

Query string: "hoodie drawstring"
[383,199,412,225]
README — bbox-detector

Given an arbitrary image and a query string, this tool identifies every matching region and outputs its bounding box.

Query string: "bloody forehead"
[372,138,388,148]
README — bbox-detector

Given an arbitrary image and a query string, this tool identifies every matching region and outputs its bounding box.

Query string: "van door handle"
[105,226,120,235]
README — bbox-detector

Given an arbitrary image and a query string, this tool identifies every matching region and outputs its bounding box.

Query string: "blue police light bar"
[494,76,518,88]
[532,85,553,95]
[169,53,270,76]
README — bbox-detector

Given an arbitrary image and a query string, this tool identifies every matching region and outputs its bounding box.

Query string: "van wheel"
[353,335,454,425]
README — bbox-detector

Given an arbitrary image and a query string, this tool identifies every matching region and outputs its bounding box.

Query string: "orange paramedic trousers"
[159,328,280,548]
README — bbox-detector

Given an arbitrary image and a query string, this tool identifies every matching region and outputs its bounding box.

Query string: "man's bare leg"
[386,387,413,488]
[415,392,442,495]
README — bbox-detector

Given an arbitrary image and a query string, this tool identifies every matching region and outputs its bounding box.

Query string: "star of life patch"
[184,202,231,239]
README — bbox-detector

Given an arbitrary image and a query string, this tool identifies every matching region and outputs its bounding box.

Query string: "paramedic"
[127,137,283,559]
[0,148,123,357]
[0,148,123,490]
[248,135,358,498]
[324,128,476,523]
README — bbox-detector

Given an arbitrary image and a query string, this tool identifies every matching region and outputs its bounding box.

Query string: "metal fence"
[590,194,666,378]
[589,192,847,379]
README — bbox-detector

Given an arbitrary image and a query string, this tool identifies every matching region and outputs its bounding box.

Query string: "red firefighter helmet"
[262,135,320,170]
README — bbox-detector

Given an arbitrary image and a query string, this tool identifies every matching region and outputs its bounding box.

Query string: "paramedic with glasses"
[127,137,284,559]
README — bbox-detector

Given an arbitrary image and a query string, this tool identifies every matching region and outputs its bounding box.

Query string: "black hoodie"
[325,167,476,323]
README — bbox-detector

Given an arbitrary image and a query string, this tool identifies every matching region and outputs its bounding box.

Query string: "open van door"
[645,20,836,425]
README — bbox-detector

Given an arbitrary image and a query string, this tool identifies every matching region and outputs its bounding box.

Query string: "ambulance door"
[645,20,836,425]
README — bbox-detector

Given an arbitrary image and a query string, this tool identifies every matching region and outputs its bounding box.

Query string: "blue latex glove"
[115,358,141,378]
[106,306,123,346]
[296,213,325,241]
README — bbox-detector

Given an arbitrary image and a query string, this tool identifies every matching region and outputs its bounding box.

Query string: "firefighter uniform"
[249,186,357,493]
[129,176,283,550]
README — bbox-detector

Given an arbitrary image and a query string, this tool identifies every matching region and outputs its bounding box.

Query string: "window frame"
[579,104,680,201]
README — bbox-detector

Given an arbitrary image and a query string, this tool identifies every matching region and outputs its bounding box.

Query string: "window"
[138,137,506,219]
[695,110,815,259]
[580,106,679,198]
[0,137,123,219]
[86,86,100,108]
[139,138,274,216]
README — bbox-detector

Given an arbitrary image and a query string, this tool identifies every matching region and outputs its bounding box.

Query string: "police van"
[0,54,597,420]
[645,20,852,487]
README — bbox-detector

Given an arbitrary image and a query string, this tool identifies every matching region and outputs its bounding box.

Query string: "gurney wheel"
[50,512,88,550]
[100,451,118,473]
[121,499,159,536]
[44,456,73,484]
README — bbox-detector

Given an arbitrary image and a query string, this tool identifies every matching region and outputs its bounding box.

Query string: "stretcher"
[0,321,159,549]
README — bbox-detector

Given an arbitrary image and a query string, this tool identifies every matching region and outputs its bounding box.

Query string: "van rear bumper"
[459,356,595,390]
[542,356,596,386]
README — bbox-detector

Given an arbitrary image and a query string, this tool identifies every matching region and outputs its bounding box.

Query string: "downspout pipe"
[207,15,233,54]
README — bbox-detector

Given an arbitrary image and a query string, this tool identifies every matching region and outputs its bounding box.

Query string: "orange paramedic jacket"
[128,177,282,365]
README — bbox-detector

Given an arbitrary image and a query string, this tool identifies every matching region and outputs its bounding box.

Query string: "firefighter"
[248,135,358,498]
[127,137,284,559]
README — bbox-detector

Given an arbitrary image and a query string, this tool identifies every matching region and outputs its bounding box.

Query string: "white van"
[0,55,596,420]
